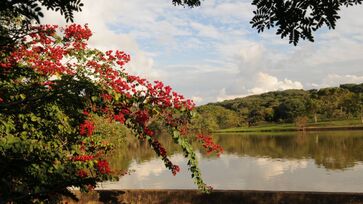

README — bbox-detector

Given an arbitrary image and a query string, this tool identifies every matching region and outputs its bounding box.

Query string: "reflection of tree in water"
[213,131,363,170]
[106,130,186,175]
[107,130,363,175]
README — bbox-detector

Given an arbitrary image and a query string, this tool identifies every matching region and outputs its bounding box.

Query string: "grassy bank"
[215,119,363,133]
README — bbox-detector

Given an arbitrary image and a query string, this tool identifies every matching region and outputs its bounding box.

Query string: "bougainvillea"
[0,24,222,202]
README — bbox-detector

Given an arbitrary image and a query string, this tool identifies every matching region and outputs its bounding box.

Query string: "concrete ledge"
[62,189,363,204]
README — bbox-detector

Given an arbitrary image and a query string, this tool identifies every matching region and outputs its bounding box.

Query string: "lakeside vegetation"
[195,84,363,132]
[215,119,363,133]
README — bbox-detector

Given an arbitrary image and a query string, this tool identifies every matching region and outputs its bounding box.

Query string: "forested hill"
[195,83,363,131]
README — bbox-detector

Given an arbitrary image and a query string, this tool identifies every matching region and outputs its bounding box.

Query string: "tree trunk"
[314,113,318,123]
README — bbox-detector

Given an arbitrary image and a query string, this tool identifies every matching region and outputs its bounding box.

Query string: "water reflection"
[101,131,363,192]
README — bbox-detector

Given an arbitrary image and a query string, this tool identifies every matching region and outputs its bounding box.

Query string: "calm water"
[100,131,363,192]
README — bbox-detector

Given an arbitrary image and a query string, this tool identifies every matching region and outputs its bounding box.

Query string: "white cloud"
[201,1,254,23]
[320,74,363,87]
[191,96,204,104]
[38,0,363,105]
[216,72,303,101]
[249,72,304,95]
[190,22,221,39]
[217,88,247,102]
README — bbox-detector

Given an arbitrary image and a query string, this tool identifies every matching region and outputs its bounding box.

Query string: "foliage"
[294,116,308,130]
[172,0,201,7]
[0,24,222,203]
[196,105,241,131]
[0,0,83,23]
[247,109,264,127]
[0,0,84,47]
[173,0,363,45]
[250,0,363,45]
[197,84,363,131]
[275,99,307,122]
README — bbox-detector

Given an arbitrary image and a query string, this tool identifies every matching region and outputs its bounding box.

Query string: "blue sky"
[42,0,363,104]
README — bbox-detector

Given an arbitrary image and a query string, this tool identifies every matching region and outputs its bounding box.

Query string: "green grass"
[215,119,363,133]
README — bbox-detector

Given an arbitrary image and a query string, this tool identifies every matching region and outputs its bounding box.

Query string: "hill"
[194,83,363,132]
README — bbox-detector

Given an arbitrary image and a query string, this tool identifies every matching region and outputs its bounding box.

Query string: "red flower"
[97,160,111,174]
[114,113,125,124]
[172,165,180,176]
[196,134,224,157]
[80,120,95,136]
[72,155,94,161]
[144,128,154,136]
[77,169,88,178]
[101,93,113,102]
[83,110,90,116]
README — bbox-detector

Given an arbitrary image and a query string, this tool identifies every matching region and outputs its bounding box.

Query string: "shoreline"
[214,125,363,134]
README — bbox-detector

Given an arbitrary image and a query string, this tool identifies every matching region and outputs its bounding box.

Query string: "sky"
[41,0,363,105]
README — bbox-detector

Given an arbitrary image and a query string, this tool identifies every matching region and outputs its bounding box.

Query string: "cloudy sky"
[42,0,363,105]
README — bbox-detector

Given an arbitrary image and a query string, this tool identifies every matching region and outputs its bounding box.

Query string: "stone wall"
[62,190,363,204]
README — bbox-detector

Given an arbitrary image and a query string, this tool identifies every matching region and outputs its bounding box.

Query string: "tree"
[307,90,321,123]
[176,0,363,45]
[295,116,308,131]
[0,24,222,203]
[247,108,263,127]
[275,99,307,122]
[0,0,84,47]
[250,0,362,45]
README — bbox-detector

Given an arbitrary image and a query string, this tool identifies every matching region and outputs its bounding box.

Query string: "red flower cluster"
[152,140,167,157]
[101,93,113,102]
[77,169,88,178]
[114,112,125,124]
[143,127,154,136]
[72,155,94,161]
[196,134,224,156]
[96,160,111,174]
[64,24,92,40]
[80,120,95,136]
[172,165,180,176]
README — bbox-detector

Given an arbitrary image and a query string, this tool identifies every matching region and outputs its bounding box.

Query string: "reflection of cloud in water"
[256,158,308,180]
[100,153,363,192]
[131,159,164,178]
[129,154,193,179]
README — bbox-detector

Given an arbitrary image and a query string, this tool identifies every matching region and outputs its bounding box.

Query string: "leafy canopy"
[250,0,363,45]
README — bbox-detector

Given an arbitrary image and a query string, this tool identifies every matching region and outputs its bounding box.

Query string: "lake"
[100,130,363,192]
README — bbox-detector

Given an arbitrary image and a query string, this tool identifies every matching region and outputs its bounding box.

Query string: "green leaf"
[20,94,26,100]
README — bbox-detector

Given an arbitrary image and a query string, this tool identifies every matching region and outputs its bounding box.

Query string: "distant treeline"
[194,83,363,131]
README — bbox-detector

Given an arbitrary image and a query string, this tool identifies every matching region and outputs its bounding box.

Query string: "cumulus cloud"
[319,74,363,87]
[216,72,303,101]
[38,0,363,105]
[248,72,304,95]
